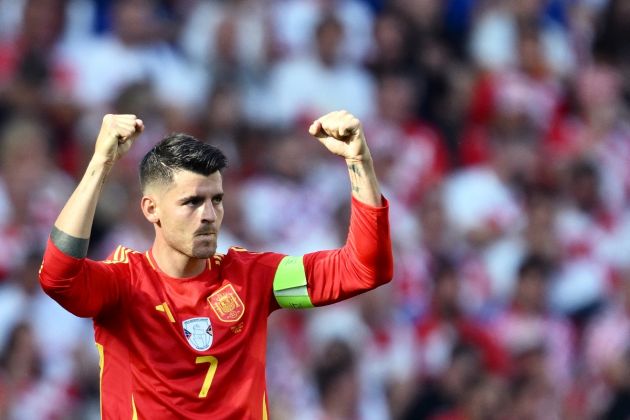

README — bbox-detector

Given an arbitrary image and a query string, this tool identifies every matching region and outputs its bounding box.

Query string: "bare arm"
[345,158,381,207]
[52,114,144,257]
[308,110,382,206]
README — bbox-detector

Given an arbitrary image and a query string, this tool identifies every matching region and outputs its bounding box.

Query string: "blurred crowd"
[1,0,630,418]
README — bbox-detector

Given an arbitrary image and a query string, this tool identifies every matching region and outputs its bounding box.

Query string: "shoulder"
[223,246,285,270]
[102,245,142,265]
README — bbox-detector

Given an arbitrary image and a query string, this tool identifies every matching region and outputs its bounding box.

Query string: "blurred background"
[0,0,629,418]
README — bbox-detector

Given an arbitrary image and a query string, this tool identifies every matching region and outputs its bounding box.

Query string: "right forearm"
[51,114,143,257]
[53,157,113,249]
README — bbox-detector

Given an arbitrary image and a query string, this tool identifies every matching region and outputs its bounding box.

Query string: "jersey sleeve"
[39,239,130,318]
[272,196,393,308]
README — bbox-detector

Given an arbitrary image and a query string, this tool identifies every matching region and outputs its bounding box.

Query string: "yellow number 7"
[195,356,218,398]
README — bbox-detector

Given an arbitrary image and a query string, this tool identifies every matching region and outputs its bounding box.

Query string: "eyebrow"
[177,192,224,204]
[178,195,203,204]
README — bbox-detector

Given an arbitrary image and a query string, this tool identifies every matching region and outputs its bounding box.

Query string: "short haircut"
[517,254,552,281]
[139,133,227,191]
[570,159,598,183]
[430,254,457,285]
[314,339,355,398]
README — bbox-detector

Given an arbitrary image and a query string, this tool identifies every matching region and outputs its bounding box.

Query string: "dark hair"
[430,254,457,285]
[517,254,552,281]
[139,133,227,191]
[315,13,343,39]
[570,159,599,183]
[314,339,355,398]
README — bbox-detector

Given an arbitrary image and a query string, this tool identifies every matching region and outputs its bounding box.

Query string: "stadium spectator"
[545,63,630,214]
[272,0,374,63]
[469,0,575,76]
[584,271,630,418]
[365,11,415,77]
[414,257,508,378]
[551,160,624,317]
[310,339,362,420]
[266,14,376,126]
[365,72,450,207]
[0,116,73,279]
[63,0,206,109]
[492,254,575,394]
[403,343,497,420]
[0,0,72,115]
[0,322,74,418]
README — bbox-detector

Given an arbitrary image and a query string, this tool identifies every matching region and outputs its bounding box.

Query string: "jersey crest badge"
[207,283,245,323]
[182,317,213,351]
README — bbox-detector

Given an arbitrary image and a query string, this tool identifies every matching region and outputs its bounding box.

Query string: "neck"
[151,240,207,279]
[322,396,355,420]
[514,300,542,315]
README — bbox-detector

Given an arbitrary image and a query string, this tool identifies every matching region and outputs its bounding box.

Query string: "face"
[515,271,546,312]
[144,170,224,259]
[316,20,343,66]
[378,75,416,123]
[24,0,65,48]
[434,271,459,316]
[114,0,154,45]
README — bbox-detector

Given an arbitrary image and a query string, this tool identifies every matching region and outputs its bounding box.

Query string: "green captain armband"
[273,256,314,309]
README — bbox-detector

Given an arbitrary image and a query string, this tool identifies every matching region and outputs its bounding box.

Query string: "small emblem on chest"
[182,317,213,351]
[207,283,245,322]
[230,321,245,334]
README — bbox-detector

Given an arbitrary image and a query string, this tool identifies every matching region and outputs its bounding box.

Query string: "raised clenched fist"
[94,114,144,164]
[308,110,371,162]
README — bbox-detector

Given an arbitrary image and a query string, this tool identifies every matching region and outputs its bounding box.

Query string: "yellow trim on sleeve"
[230,246,248,252]
[104,246,136,264]
[145,252,156,270]
[113,245,122,261]
[96,343,104,419]
[262,393,268,420]
[132,394,138,420]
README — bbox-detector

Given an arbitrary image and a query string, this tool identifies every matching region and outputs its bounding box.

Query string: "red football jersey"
[39,197,392,419]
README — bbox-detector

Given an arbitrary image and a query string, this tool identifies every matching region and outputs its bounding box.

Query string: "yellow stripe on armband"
[273,256,314,309]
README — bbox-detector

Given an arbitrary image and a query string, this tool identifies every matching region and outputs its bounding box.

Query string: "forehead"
[165,170,223,196]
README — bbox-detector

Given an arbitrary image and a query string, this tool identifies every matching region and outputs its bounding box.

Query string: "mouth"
[194,232,216,240]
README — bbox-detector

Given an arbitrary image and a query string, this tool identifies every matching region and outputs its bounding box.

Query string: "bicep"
[303,248,378,306]
[271,249,376,309]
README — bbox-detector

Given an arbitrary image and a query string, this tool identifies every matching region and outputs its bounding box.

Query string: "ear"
[141,195,159,224]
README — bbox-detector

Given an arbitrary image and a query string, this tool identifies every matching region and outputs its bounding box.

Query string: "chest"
[119,261,263,363]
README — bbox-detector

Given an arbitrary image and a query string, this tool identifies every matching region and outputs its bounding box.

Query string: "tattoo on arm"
[348,163,362,193]
[51,226,89,258]
[348,164,362,176]
[90,168,108,187]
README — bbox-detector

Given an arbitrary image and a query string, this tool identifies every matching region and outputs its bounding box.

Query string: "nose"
[200,202,216,223]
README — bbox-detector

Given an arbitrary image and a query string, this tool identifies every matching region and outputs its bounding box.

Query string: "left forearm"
[346,157,382,206]
[308,110,382,206]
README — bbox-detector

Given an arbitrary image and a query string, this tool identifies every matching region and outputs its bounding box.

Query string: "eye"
[184,197,203,207]
[212,195,223,205]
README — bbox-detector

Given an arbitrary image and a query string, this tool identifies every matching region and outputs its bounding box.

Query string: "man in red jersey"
[39,110,393,419]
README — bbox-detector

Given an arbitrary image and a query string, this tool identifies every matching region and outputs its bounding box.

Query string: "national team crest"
[182,317,213,351]
[207,283,245,322]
